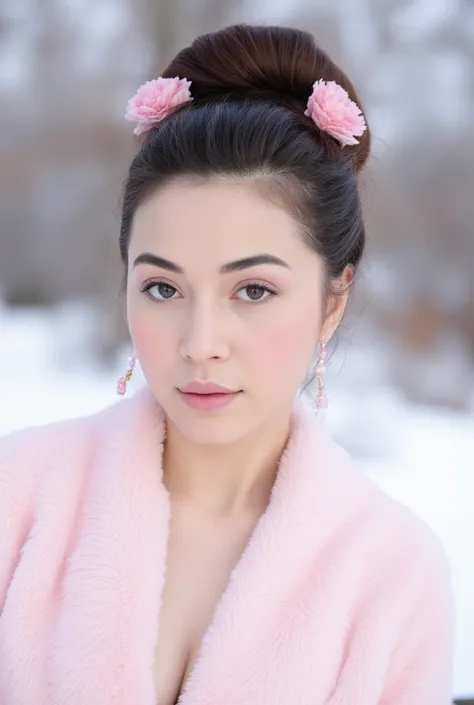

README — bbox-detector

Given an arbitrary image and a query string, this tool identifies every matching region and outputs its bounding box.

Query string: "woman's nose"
[178,303,230,363]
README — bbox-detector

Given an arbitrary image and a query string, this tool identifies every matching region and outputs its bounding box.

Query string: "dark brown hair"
[120,24,371,297]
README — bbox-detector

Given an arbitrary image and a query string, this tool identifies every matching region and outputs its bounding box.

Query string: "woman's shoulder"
[294,401,451,595]
[353,455,451,590]
[370,480,450,586]
[0,390,154,498]
[0,391,139,457]
[0,401,119,503]
[296,400,448,568]
[314,422,451,583]
[315,434,455,646]
[0,419,82,526]
[0,408,96,467]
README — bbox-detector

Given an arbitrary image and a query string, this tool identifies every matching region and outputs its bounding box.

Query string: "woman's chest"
[153,505,259,705]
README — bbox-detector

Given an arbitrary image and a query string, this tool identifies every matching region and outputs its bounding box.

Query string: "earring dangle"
[116,350,136,396]
[315,339,328,410]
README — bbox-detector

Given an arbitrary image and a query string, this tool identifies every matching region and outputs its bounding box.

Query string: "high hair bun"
[162,23,371,173]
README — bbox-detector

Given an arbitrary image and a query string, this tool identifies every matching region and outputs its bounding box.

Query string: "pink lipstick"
[178,381,242,411]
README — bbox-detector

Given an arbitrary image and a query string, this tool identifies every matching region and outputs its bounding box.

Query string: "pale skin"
[126,177,353,705]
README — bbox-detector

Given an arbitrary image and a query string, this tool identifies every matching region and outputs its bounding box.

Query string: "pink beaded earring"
[315,338,328,410]
[116,350,137,396]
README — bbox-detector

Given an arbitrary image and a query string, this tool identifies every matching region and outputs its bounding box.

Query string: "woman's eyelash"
[141,280,177,301]
[236,280,277,304]
[140,279,278,304]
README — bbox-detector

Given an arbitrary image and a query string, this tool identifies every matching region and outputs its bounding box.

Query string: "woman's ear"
[320,265,354,341]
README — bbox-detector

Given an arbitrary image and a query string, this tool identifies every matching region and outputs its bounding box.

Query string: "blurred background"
[0,0,473,699]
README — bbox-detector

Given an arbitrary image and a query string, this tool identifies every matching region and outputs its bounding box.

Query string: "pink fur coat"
[0,387,455,704]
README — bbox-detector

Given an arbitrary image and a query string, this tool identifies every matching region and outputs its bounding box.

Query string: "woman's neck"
[161,410,292,518]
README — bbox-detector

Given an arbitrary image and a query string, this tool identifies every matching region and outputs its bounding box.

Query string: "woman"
[0,23,455,705]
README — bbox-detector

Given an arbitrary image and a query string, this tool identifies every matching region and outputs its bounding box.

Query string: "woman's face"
[127,177,333,445]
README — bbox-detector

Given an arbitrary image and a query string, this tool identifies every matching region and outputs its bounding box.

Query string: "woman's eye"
[142,280,276,304]
[236,284,274,303]
[144,282,178,300]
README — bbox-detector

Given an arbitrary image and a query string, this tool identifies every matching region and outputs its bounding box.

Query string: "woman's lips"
[177,389,242,411]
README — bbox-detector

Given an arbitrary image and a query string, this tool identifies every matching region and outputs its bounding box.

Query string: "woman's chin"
[164,392,255,446]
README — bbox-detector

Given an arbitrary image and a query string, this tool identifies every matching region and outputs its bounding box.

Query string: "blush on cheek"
[126,304,179,398]
[255,313,317,384]
[126,310,159,369]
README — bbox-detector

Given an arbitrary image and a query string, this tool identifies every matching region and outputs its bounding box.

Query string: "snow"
[1,303,473,697]
[0,0,472,694]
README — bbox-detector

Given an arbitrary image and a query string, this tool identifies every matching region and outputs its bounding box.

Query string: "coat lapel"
[50,387,361,705]
[50,387,171,705]
[177,398,358,705]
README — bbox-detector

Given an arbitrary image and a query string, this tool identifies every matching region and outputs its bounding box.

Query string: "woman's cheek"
[127,298,163,365]
[251,310,317,379]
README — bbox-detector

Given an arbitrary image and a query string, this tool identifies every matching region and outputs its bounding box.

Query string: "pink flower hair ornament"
[125,76,193,136]
[304,79,366,147]
[125,75,366,146]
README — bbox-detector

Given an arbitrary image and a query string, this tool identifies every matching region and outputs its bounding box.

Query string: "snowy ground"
[1,302,473,697]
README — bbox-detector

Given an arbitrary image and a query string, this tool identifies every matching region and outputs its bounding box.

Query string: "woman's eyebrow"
[133,252,292,273]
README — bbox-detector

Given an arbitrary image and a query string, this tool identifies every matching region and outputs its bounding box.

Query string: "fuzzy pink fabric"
[0,387,455,704]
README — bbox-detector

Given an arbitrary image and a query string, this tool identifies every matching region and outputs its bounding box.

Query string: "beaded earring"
[116,350,136,396]
[315,339,328,410]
